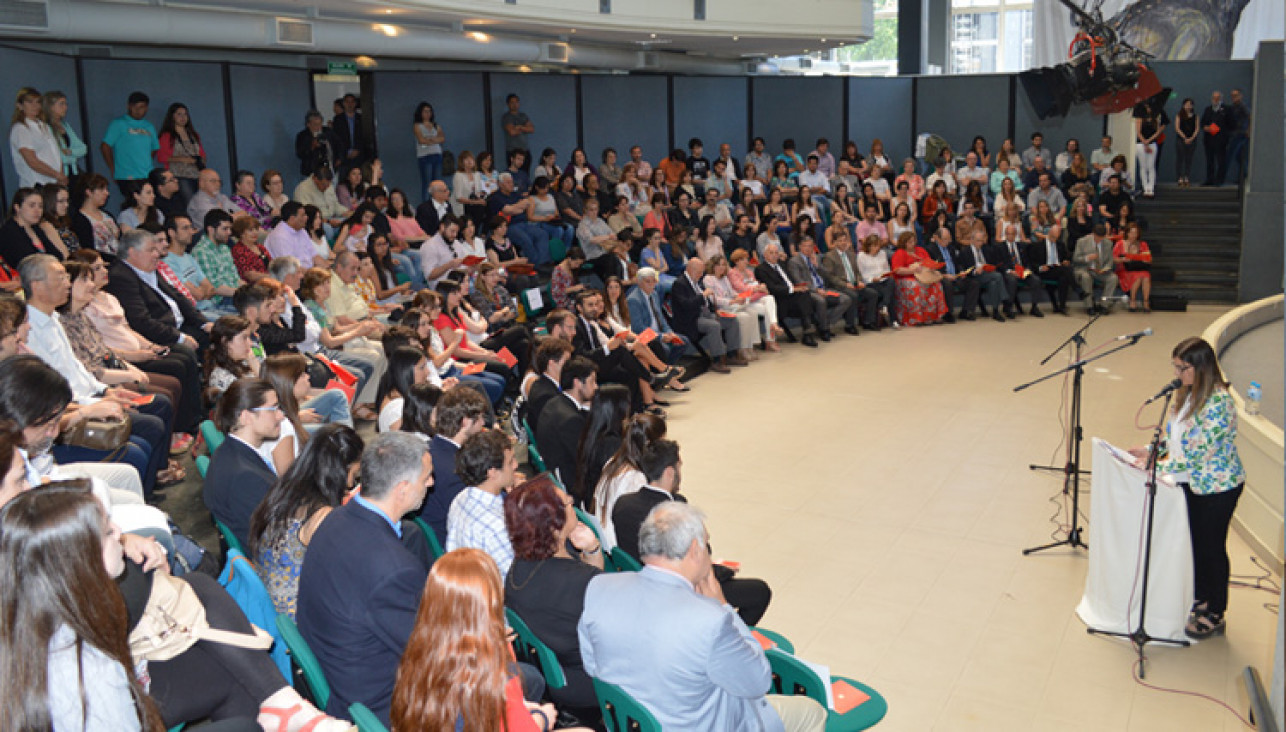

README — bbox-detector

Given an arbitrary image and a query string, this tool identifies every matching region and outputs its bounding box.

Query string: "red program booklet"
[462,362,486,375]
[462,255,485,267]
[831,679,871,714]
[635,328,658,346]
[496,347,519,368]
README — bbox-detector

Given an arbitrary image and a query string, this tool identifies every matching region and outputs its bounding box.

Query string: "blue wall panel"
[581,75,667,174]
[228,65,311,188]
[915,74,1010,168]
[751,78,844,164]
[847,77,913,165]
[489,74,577,171]
[672,76,748,163]
[81,59,229,201]
[374,71,486,201]
[0,47,79,198]
[1146,60,1254,183]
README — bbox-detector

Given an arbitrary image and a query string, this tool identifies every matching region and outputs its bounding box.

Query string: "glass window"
[950,0,1032,74]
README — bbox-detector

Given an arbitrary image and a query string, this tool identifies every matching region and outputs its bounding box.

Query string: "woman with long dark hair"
[592,413,666,547]
[413,102,445,199]
[204,315,257,399]
[434,279,519,396]
[157,103,205,202]
[257,353,313,474]
[117,181,164,232]
[1174,97,1199,187]
[250,423,363,617]
[367,233,412,303]
[402,303,502,408]
[376,346,435,433]
[400,382,442,441]
[572,383,632,510]
[72,173,121,257]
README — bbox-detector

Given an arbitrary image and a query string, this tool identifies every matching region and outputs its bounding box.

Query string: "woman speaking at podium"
[1156,337,1245,640]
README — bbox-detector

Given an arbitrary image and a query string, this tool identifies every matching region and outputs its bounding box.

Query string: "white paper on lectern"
[1075,438,1194,643]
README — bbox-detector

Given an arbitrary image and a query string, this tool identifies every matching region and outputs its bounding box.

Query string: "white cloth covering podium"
[1075,438,1194,643]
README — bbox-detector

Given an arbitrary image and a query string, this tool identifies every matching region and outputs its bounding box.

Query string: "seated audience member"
[1022,132,1053,170]
[579,501,825,731]
[954,198,987,243]
[595,234,637,287]
[204,314,257,398]
[612,439,772,626]
[526,175,576,247]
[853,234,899,326]
[393,547,593,732]
[250,423,363,617]
[536,356,598,488]
[259,352,350,466]
[265,201,326,269]
[961,230,1010,321]
[592,413,664,549]
[186,168,239,227]
[821,230,882,331]
[406,296,506,407]
[889,231,949,326]
[1,187,62,270]
[1073,223,1120,314]
[989,156,1022,196]
[572,290,665,414]
[571,384,632,510]
[601,278,686,381]
[161,213,235,316]
[703,256,768,358]
[105,229,210,351]
[525,335,574,429]
[20,258,177,496]
[1098,173,1133,221]
[924,226,978,322]
[1026,171,1067,213]
[672,257,744,369]
[487,173,550,266]
[419,213,467,289]
[192,210,245,310]
[484,217,537,293]
[550,246,587,310]
[628,266,691,355]
[325,250,382,329]
[446,429,521,577]
[789,238,858,335]
[205,378,282,549]
[1028,201,1075,314]
[504,476,606,711]
[0,483,350,732]
[229,216,271,283]
[992,222,1045,318]
[298,266,383,393]
[375,346,440,432]
[854,202,889,249]
[1098,154,1132,189]
[419,385,490,545]
[230,169,275,227]
[755,242,822,346]
[576,196,616,265]
[925,158,958,198]
[293,165,346,229]
[398,382,443,443]
[1113,221,1152,312]
[1061,151,1094,191]
[297,432,432,725]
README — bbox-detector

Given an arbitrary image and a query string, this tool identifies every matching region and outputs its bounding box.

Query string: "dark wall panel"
[751,77,844,164]
[81,59,230,197]
[915,75,1009,168]
[848,77,913,164]
[581,75,667,173]
[0,47,79,198]
[1147,60,1254,183]
[489,74,576,171]
[374,71,485,201]
[672,76,747,164]
[228,65,311,187]
[1238,41,1283,302]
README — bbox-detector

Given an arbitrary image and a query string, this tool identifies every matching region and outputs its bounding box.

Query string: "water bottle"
[1245,381,1261,416]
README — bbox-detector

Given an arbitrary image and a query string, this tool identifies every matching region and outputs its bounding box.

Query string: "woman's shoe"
[259,687,356,732]
[764,340,781,352]
[1185,611,1225,639]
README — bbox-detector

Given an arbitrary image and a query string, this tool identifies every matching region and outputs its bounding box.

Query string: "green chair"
[523,420,548,472]
[609,546,642,572]
[573,507,615,571]
[347,703,388,732]
[592,678,662,732]
[195,454,210,479]
[548,237,567,263]
[214,518,245,556]
[276,614,331,710]
[199,419,225,454]
[765,648,888,731]
[505,607,566,690]
[410,516,445,560]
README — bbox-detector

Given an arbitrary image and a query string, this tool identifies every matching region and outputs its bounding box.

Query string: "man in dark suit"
[1024,226,1075,315]
[1200,90,1232,187]
[789,238,857,335]
[609,440,773,630]
[535,356,598,488]
[961,229,1011,322]
[524,336,573,430]
[755,242,821,347]
[670,258,742,371]
[627,268,692,363]
[418,385,489,546]
[414,180,452,238]
[104,229,209,352]
[331,93,372,174]
[297,432,432,726]
[990,220,1044,318]
[203,378,281,549]
[571,290,661,411]
[925,226,976,321]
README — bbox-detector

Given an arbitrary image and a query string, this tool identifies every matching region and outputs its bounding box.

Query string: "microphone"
[1144,378,1182,404]
[1115,328,1154,341]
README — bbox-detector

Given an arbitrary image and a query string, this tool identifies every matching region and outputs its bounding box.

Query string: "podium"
[1075,438,1194,642]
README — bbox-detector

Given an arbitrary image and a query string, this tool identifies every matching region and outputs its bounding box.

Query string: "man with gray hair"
[297,431,433,725]
[579,500,826,732]
[486,171,549,265]
[104,228,210,351]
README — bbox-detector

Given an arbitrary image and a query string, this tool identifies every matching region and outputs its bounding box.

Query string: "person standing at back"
[99,91,158,198]
[501,94,535,175]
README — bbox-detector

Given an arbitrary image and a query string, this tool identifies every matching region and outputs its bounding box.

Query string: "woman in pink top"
[387,188,428,247]
[726,249,783,350]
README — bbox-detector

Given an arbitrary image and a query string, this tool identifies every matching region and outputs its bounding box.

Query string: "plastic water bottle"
[1245,381,1262,416]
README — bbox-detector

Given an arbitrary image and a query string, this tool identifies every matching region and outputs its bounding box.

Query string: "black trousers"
[132,345,203,434]
[149,573,288,726]
[481,325,534,376]
[1183,483,1243,615]
[940,275,980,316]
[1038,265,1075,310]
[772,291,817,335]
[1202,134,1226,185]
[723,576,772,627]
[594,347,648,410]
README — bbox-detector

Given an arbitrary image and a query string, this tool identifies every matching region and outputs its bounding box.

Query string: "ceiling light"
[570,28,577,33]
[518,65,532,73]
[820,38,826,43]
[375,23,400,37]
[732,35,739,41]
[650,33,657,38]
[468,31,490,42]
[355,55,378,68]
[382,8,393,14]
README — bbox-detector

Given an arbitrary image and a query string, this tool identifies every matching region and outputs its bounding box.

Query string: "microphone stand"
[1015,334,1144,555]
[1030,313,1100,478]
[1086,388,1189,675]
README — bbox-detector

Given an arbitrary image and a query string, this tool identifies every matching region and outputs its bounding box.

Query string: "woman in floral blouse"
[230,215,271,282]
[1132,337,1245,639]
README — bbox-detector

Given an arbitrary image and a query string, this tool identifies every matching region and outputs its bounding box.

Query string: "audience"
[445,428,521,576]
[535,355,598,489]
[419,384,491,545]
[204,378,282,548]
[105,229,210,351]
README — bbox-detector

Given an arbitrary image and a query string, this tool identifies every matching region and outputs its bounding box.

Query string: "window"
[950,0,1032,74]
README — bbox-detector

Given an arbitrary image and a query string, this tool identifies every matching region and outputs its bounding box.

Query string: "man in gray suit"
[1072,223,1119,315]
[578,502,826,732]
[820,230,881,331]
[788,238,857,335]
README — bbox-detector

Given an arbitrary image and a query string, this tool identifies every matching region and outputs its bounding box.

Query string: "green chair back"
[592,678,662,732]
[214,518,245,556]
[410,516,445,560]
[522,418,548,472]
[573,507,615,571]
[610,547,642,572]
[276,613,331,710]
[548,237,567,263]
[505,607,566,689]
[199,419,225,454]
[195,454,210,479]
[765,648,888,731]
[347,703,388,732]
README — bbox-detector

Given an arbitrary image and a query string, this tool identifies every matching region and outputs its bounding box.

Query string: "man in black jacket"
[754,242,820,347]
[524,336,573,431]
[332,93,372,174]
[1200,90,1232,187]
[535,356,598,489]
[925,226,976,321]
[670,258,742,371]
[104,229,209,352]
[204,378,282,549]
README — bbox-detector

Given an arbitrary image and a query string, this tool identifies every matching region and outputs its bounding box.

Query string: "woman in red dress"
[1113,221,1152,312]
[889,231,948,326]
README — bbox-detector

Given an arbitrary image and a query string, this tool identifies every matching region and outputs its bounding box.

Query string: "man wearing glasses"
[204,377,283,548]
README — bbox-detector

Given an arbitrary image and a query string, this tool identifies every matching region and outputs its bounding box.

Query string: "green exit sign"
[327,61,358,76]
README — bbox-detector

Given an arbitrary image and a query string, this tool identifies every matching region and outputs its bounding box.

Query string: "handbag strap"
[199,624,274,650]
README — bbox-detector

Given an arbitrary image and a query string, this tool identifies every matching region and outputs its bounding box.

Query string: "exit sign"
[327,61,358,76]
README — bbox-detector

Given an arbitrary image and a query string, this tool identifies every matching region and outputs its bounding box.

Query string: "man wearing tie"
[819,231,879,331]
[991,222,1045,318]
[628,268,692,363]
[670,258,745,372]
[788,238,856,336]
[572,290,662,412]
[754,243,822,347]
[1027,222,1075,315]
[925,226,976,322]
[1072,223,1119,315]
[965,230,1009,322]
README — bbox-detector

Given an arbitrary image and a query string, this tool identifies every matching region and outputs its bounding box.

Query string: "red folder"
[462,362,486,375]
[831,679,872,714]
[496,347,518,368]
[635,328,658,346]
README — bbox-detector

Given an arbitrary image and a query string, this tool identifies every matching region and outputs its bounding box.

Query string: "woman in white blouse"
[9,86,65,187]
[451,150,486,217]
[701,255,761,360]
[857,234,899,328]
[614,163,648,213]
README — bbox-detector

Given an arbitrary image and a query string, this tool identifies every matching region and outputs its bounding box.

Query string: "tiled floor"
[660,305,1279,731]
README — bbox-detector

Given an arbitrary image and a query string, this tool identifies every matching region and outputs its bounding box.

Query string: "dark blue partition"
[915,74,1010,165]
[374,71,486,201]
[848,77,913,164]
[751,77,844,161]
[228,65,311,188]
[0,46,80,197]
[490,74,577,172]
[673,76,749,161]
[1146,60,1254,183]
[81,60,230,194]
[581,75,667,173]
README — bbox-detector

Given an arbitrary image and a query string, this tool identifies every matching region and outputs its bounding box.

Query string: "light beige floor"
[661,305,1279,732]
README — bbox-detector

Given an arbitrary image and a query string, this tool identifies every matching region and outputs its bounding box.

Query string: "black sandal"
[1185,611,1225,639]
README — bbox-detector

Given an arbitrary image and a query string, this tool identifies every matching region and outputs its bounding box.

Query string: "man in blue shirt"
[100,91,158,197]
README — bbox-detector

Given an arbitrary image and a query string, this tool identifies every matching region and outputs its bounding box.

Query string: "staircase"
[1134,184,1241,304]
